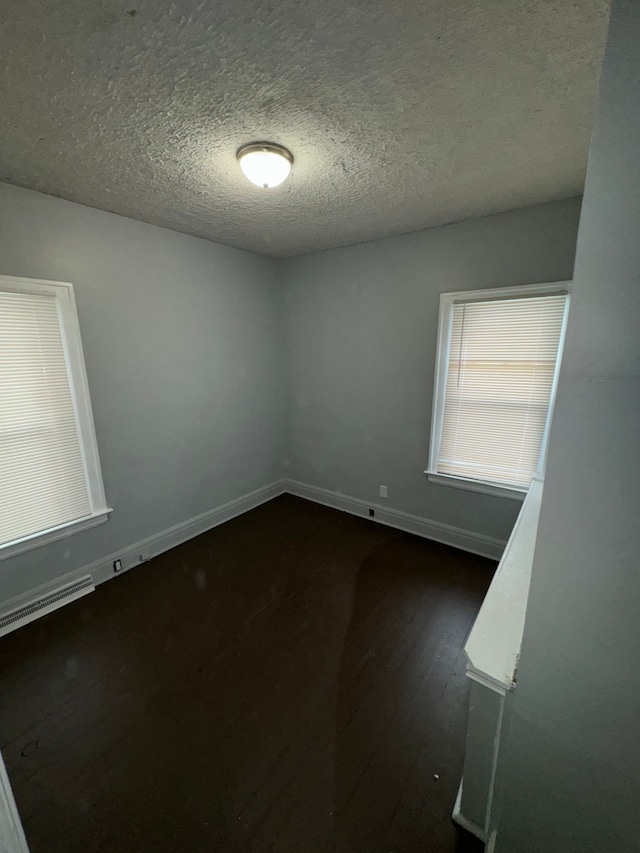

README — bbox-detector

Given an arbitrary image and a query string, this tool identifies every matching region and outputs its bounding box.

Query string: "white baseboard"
[0,479,287,631]
[85,478,287,587]
[2,476,503,637]
[283,479,506,560]
[452,779,487,842]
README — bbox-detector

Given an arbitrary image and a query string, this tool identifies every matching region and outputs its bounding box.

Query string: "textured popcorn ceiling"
[0,0,610,258]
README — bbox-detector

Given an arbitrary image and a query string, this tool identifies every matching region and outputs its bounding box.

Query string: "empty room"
[1,0,639,851]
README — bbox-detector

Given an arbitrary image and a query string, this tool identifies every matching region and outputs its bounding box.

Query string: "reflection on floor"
[0,494,493,852]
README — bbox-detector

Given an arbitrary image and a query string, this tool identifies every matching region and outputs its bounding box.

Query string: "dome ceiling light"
[236,142,293,189]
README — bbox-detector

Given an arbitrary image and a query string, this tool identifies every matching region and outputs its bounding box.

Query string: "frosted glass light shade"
[237,142,293,188]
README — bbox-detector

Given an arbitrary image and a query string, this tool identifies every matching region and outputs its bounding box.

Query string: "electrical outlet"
[113,559,122,573]
[379,485,388,498]
[369,508,375,518]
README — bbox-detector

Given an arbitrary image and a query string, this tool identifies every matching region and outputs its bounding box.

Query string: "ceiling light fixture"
[236,142,293,189]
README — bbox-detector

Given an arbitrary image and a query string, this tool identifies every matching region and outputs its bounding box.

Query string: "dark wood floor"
[0,495,494,852]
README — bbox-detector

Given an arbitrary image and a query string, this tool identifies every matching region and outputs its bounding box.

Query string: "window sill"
[0,510,112,561]
[425,472,527,501]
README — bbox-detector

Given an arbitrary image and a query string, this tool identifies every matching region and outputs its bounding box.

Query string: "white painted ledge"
[465,477,544,693]
[426,471,527,502]
[0,510,111,561]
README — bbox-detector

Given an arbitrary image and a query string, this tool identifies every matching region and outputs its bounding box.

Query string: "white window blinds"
[436,294,567,489]
[0,290,92,547]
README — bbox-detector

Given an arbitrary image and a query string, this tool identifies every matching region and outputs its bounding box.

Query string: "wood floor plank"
[0,495,493,852]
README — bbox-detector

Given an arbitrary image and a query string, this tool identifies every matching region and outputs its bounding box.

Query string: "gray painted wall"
[280,198,581,543]
[0,182,284,604]
[0,187,583,607]
[493,1,640,850]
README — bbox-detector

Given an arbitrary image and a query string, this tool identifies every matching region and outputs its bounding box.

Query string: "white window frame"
[0,275,111,559]
[426,281,571,500]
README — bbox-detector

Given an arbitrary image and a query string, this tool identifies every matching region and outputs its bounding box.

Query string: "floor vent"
[0,575,95,638]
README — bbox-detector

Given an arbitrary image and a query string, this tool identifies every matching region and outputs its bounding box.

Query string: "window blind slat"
[0,291,92,546]
[437,294,566,489]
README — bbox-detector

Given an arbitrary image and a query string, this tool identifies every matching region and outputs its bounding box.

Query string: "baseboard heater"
[0,575,95,638]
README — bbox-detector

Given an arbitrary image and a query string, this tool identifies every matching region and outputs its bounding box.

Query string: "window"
[0,275,110,558]
[428,283,570,498]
